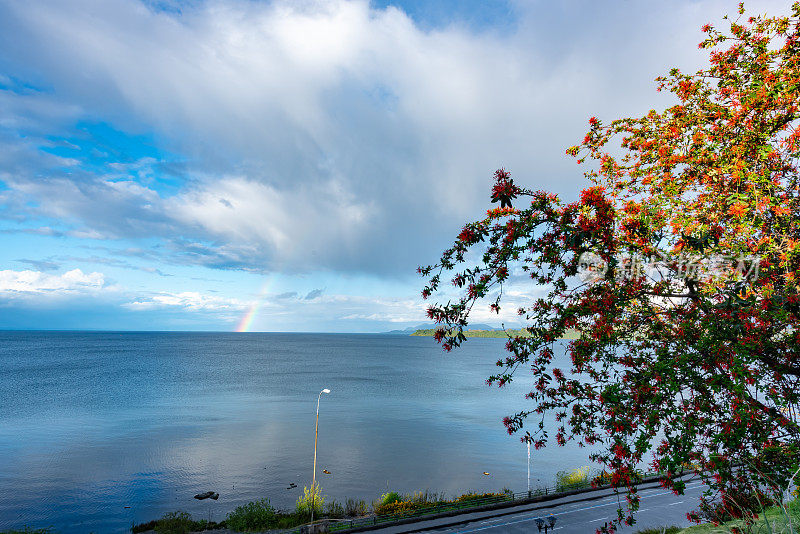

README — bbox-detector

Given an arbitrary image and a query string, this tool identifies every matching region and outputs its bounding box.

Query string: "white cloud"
[0,0,793,280]
[0,268,107,298]
[124,291,249,312]
[340,311,419,323]
[167,176,373,266]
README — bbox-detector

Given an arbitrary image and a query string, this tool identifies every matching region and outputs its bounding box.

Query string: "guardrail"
[294,469,682,533]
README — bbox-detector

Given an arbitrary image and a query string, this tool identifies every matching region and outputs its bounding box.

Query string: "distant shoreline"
[410,328,580,339]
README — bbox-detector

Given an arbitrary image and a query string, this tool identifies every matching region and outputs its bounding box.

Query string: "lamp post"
[311,388,330,527]
[527,440,531,496]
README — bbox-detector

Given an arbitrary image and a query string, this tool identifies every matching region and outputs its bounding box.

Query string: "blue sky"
[0,0,790,332]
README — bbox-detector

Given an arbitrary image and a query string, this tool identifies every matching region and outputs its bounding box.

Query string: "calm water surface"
[0,332,593,533]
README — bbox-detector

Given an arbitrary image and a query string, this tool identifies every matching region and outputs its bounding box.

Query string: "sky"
[0,0,791,332]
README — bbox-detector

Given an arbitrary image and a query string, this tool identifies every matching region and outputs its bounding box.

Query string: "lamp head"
[322,388,331,394]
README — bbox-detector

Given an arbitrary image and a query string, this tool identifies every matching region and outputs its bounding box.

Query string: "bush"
[345,498,368,517]
[131,512,224,533]
[380,491,402,506]
[274,514,307,529]
[154,511,193,534]
[698,486,778,524]
[593,470,613,486]
[555,466,593,491]
[407,490,446,504]
[225,499,277,531]
[633,527,682,534]
[373,490,508,516]
[374,500,429,516]
[324,500,345,519]
[454,492,507,504]
[296,484,324,518]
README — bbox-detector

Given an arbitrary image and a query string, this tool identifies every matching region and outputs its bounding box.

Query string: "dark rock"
[194,491,217,500]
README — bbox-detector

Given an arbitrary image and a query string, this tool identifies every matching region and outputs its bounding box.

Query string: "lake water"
[0,332,594,533]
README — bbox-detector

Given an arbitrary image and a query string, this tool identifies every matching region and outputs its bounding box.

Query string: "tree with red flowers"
[420,4,800,532]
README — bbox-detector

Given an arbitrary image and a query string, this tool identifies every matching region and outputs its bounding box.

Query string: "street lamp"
[527,440,531,495]
[311,388,331,526]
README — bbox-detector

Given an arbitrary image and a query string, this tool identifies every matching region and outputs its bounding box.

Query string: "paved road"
[418,479,707,534]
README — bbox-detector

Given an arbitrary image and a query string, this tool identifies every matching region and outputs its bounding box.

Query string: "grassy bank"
[125,490,513,534]
[8,465,794,533]
[635,496,800,534]
[124,465,634,533]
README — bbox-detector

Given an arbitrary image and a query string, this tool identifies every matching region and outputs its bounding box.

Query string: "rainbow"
[235,277,274,332]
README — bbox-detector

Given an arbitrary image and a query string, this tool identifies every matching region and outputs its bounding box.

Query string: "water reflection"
[0,332,595,533]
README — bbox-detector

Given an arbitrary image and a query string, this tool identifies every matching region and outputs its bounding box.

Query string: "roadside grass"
[36,463,782,533]
[120,463,664,532]
[681,500,799,533]
[371,490,509,517]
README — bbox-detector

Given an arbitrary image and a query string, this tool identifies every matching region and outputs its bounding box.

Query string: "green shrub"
[296,484,324,518]
[190,520,216,531]
[454,492,507,504]
[225,498,277,531]
[345,498,368,517]
[380,491,401,506]
[407,490,446,504]
[374,500,429,516]
[131,512,224,533]
[698,486,777,524]
[633,527,682,534]
[325,500,345,519]
[373,490,509,516]
[154,511,193,534]
[790,494,800,514]
[274,514,306,529]
[555,466,594,491]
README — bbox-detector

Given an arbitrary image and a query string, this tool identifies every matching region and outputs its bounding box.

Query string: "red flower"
[491,168,519,208]
[458,226,476,243]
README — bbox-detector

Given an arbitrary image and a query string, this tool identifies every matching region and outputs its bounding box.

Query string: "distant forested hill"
[411,328,580,339]
[382,323,501,334]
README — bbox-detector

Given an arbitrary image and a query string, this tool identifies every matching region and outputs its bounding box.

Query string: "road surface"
[418,479,706,534]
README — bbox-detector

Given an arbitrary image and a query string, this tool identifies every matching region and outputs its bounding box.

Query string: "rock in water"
[194,491,216,500]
